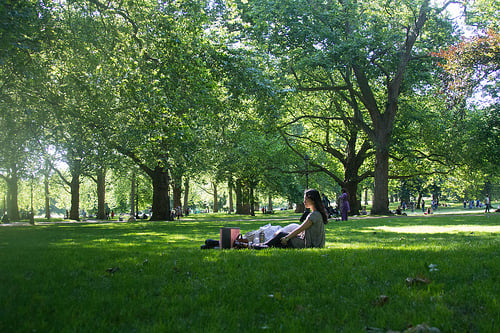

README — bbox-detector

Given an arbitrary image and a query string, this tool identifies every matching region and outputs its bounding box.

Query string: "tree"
[0,107,39,221]
[0,0,52,221]
[432,1,499,174]
[236,0,457,214]
[433,29,500,109]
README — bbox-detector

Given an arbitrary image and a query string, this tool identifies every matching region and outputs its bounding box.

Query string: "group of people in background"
[171,206,182,220]
[320,188,350,221]
[463,195,491,212]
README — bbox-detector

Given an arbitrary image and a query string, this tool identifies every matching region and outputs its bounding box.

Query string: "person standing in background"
[340,188,350,221]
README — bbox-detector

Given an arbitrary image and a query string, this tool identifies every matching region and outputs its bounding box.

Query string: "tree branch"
[389,166,456,180]
[389,149,451,166]
[278,114,345,129]
[290,65,349,92]
[116,148,155,178]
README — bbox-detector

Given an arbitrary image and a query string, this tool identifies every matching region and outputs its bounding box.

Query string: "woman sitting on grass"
[281,189,328,248]
[255,189,328,249]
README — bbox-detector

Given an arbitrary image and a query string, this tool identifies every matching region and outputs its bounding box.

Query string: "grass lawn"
[1,211,499,332]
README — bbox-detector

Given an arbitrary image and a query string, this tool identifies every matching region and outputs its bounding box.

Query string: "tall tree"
[81,0,233,220]
[0,0,52,221]
[236,0,457,214]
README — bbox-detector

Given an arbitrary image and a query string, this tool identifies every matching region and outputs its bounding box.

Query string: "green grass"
[1,211,499,332]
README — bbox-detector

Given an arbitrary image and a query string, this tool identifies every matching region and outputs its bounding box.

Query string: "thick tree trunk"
[172,175,182,211]
[69,172,80,220]
[371,144,390,215]
[344,181,360,215]
[235,180,243,214]
[295,202,305,213]
[96,168,106,219]
[235,179,251,214]
[268,195,273,212]
[150,166,172,221]
[6,172,20,221]
[212,182,218,213]
[183,177,189,216]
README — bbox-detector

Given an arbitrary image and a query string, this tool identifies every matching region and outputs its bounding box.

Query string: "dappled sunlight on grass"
[367,225,500,234]
[122,231,169,237]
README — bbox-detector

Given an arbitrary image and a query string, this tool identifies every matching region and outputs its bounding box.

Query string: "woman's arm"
[281,218,313,245]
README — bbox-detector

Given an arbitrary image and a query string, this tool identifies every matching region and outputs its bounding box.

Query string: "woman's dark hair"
[305,189,328,224]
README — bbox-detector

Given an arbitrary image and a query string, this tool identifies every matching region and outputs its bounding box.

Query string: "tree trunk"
[371,144,390,215]
[44,174,50,219]
[96,168,106,219]
[69,172,80,220]
[344,181,359,215]
[268,194,273,212]
[183,177,189,216]
[295,202,305,213]
[150,166,172,221]
[130,172,136,217]
[235,179,250,214]
[6,172,20,221]
[235,180,243,214]
[228,179,234,213]
[249,186,255,216]
[212,182,218,213]
[172,174,182,212]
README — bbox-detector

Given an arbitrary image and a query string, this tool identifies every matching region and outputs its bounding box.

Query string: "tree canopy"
[0,0,498,220]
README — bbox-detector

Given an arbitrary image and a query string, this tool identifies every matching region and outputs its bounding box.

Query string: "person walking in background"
[485,194,490,213]
[340,188,350,221]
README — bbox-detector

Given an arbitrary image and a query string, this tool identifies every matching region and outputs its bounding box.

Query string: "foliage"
[465,0,500,30]
[433,29,500,107]
[0,0,498,220]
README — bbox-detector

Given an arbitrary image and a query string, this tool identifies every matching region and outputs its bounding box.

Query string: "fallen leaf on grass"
[267,292,283,300]
[428,264,438,272]
[105,267,120,274]
[406,275,431,286]
[373,294,389,307]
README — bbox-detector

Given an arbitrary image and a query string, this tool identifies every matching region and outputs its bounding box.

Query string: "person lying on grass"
[258,189,328,249]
